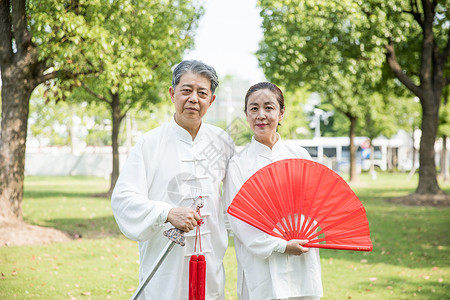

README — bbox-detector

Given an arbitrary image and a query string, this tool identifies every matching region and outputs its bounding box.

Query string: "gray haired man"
[112,60,235,299]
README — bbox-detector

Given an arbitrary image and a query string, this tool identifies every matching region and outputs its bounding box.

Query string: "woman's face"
[246,89,284,146]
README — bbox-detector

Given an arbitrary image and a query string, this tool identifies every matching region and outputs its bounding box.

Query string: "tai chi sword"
[130,197,204,300]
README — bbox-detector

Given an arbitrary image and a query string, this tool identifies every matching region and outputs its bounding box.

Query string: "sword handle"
[163,196,204,246]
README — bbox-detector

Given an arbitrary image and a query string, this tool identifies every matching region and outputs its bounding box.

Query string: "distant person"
[112,60,235,299]
[224,82,323,299]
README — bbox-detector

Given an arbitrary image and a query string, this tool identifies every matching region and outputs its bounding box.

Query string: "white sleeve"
[224,159,287,260]
[111,137,173,242]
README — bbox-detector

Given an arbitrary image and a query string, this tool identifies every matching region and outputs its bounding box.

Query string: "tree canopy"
[40,0,204,195]
[0,0,203,221]
[256,0,449,192]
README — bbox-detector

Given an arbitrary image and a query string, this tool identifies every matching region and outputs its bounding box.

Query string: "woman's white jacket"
[224,136,323,300]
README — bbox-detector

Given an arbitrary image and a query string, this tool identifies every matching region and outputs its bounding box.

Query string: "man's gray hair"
[172,60,219,94]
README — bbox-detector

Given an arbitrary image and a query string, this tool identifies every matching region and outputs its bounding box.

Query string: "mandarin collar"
[170,116,204,143]
[250,134,283,159]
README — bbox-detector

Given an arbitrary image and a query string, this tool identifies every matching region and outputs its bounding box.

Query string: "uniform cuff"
[157,203,173,226]
[275,239,287,253]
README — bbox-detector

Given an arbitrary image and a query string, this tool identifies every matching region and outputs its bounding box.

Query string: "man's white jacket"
[112,118,234,299]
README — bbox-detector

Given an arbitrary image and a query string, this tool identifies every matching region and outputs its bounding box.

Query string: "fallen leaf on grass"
[438,278,443,283]
[360,259,368,263]
[432,266,439,271]
[369,277,377,282]
[11,270,17,276]
[81,291,91,296]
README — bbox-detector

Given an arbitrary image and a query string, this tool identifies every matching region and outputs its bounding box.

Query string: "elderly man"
[112,60,235,299]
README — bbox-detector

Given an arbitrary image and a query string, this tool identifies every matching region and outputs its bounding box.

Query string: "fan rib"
[249,174,292,240]
[298,163,324,238]
[238,188,279,235]
[303,189,356,239]
[306,207,368,242]
[302,174,339,239]
[268,167,294,239]
[294,162,307,235]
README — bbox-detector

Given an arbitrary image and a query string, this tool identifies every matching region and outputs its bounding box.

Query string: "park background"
[1,0,449,299]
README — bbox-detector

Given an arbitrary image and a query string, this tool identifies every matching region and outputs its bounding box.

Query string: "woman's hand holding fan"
[285,239,310,255]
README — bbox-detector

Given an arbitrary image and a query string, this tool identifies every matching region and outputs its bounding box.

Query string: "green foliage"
[361,93,420,139]
[29,0,203,114]
[28,87,177,148]
[278,87,312,139]
[319,111,349,137]
[439,101,450,137]
[256,0,399,142]
[0,175,449,299]
[29,87,112,147]
[439,88,450,137]
[256,0,448,142]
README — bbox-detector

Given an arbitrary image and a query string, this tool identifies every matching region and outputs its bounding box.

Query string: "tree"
[256,0,387,183]
[0,0,202,222]
[256,0,449,194]
[44,0,203,196]
[379,0,449,194]
[0,0,102,222]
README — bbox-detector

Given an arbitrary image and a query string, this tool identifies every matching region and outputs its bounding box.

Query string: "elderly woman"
[224,82,323,300]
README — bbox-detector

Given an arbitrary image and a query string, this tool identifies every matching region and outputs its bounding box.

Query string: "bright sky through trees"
[184,0,266,83]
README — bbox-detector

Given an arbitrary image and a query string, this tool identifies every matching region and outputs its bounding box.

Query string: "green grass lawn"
[0,173,449,299]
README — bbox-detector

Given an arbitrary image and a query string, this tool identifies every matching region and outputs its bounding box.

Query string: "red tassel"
[190,205,205,300]
[197,255,206,300]
[189,255,198,300]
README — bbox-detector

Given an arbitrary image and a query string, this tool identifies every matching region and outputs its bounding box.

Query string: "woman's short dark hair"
[172,60,219,94]
[244,82,285,113]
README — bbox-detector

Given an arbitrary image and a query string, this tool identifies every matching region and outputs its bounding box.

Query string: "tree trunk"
[441,136,449,181]
[416,95,442,194]
[107,93,122,197]
[348,115,358,183]
[0,69,34,223]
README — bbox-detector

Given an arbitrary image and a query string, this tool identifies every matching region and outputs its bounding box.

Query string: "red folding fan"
[227,159,373,251]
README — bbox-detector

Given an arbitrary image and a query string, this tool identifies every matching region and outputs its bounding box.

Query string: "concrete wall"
[25,147,128,178]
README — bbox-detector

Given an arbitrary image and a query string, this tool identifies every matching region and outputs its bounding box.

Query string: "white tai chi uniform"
[224,136,323,300]
[112,118,234,300]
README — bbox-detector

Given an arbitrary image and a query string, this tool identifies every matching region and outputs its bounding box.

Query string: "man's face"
[169,71,215,129]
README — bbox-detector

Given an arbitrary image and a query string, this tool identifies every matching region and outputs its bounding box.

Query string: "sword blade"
[130,241,176,300]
